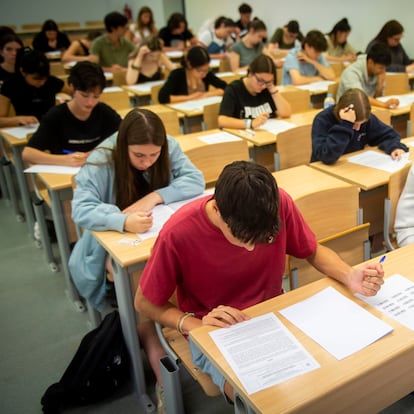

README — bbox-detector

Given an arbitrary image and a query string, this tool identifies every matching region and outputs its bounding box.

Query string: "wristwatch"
[244,118,252,129]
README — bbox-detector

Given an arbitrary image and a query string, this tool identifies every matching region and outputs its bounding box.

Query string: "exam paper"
[127,80,165,93]
[258,119,296,134]
[209,313,320,394]
[355,274,414,331]
[197,131,242,144]
[24,165,80,175]
[169,96,222,112]
[347,150,410,173]
[136,204,175,241]
[295,80,336,92]
[2,124,39,139]
[279,287,393,360]
[378,93,414,108]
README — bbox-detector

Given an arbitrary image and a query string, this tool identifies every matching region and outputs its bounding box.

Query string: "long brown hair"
[113,108,170,210]
[335,88,371,122]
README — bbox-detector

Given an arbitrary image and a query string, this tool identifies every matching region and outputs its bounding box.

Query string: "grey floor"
[0,195,413,414]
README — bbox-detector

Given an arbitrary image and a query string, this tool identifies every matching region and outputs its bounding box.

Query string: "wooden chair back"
[288,223,370,290]
[57,22,80,29]
[327,82,339,101]
[218,58,231,73]
[276,67,283,86]
[100,88,131,111]
[49,62,66,77]
[279,88,311,113]
[21,23,42,31]
[85,20,104,27]
[184,139,249,187]
[384,73,409,96]
[157,110,180,136]
[202,102,220,130]
[330,62,345,79]
[111,71,127,87]
[408,103,414,136]
[372,108,391,125]
[274,124,312,170]
[150,84,163,104]
[384,162,412,250]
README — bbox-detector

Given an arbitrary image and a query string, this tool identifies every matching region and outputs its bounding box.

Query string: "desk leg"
[48,189,85,312]
[1,158,24,221]
[110,260,156,413]
[10,145,35,235]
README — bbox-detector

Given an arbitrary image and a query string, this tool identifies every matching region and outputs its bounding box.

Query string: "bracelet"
[177,312,195,335]
[131,64,141,70]
[244,118,252,129]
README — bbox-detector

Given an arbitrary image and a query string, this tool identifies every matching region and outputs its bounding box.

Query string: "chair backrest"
[85,20,104,27]
[21,23,42,31]
[330,62,345,79]
[384,162,412,250]
[327,82,339,101]
[218,58,231,73]
[184,139,249,186]
[150,84,163,105]
[372,108,391,125]
[202,102,220,130]
[111,71,127,87]
[49,62,66,77]
[409,103,414,137]
[100,89,131,111]
[157,110,180,136]
[384,73,409,96]
[288,223,370,290]
[274,124,312,170]
[276,67,283,86]
[57,22,80,29]
[279,88,311,113]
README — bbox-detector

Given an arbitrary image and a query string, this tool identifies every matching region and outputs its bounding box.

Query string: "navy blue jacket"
[311,106,408,164]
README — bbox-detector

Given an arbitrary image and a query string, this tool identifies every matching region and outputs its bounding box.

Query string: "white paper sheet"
[169,96,222,112]
[127,80,165,93]
[24,165,80,174]
[209,313,320,394]
[279,287,393,360]
[377,93,414,108]
[2,124,39,139]
[103,86,124,93]
[295,80,336,92]
[347,150,410,173]
[197,131,242,144]
[258,119,296,134]
[355,274,414,331]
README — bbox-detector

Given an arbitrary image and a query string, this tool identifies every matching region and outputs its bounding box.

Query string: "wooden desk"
[123,81,165,106]
[190,244,414,414]
[310,138,414,235]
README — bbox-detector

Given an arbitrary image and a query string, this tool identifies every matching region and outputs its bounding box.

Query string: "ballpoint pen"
[379,255,386,264]
[344,104,354,112]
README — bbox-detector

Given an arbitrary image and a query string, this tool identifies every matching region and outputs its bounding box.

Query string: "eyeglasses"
[253,73,273,87]
[196,68,209,74]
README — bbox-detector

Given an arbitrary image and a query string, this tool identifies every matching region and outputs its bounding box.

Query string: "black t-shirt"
[1,75,64,121]
[32,31,71,53]
[27,102,121,153]
[0,66,15,93]
[158,27,194,47]
[219,78,277,119]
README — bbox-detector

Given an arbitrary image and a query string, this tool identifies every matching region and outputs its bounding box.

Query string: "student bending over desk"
[135,160,385,404]
[158,46,226,104]
[311,88,408,164]
[69,109,204,409]
[22,61,121,167]
[61,31,102,63]
[218,54,291,129]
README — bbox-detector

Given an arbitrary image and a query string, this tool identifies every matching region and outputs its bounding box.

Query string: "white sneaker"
[155,383,166,414]
[33,221,41,241]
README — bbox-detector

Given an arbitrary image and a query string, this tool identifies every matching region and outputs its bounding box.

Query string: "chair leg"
[1,158,24,221]
[160,355,185,414]
[87,301,102,329]
[0,158,9,200]
[234,391,256,413]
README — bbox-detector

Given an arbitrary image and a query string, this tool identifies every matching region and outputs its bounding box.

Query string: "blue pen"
[379,255,386,264]
[62,149,75,154]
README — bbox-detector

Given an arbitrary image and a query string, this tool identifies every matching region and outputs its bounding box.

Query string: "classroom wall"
[1,0,412,57]
[186,0,414,57]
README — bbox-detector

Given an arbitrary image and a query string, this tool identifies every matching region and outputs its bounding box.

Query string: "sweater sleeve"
[204,71,227,91]
[158,68,187,103]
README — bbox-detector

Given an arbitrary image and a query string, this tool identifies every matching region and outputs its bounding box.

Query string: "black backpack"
[41,310,130,413]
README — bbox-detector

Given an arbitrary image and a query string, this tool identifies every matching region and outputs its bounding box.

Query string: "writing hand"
[350,263,385,297]
[391,148,405,160]
[201,305,250,328]
[124,211,153,233]
[385,98,399,109]
[252,113,270,129]
[63,152,89,167]
[18,116,39,126]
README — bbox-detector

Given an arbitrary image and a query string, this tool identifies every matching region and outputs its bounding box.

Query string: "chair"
[85,20,104,27]
[279,88,311,113]
[111,71,127,87]
[407,103,414,136]
[288,223,371,290]
[150,84,163,105]
[201,102,220,130]
[372,108,391,125]
[157,110,180,136]
[327,82,339,101]
[276,67,283,86]
[274,124,312,171]
[21,23,42,31]
[100,88,131,111]
[184,138,249,187]
[330,62,345,79]
[57,22,80,29]
[383,162,412,251]
[384,73,409,96]
[218,57,231,73]
[49,62,66,77]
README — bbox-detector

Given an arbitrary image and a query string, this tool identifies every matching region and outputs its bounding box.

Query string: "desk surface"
[116,104,184,119]
[190,243,414,414]
[379,92,414,116]
[311,137,414,191]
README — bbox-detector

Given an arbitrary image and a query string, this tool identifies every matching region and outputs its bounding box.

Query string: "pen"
[344,104,354,112]
[379,255,386,264]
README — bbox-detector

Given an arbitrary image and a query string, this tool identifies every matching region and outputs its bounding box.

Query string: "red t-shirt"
[140,189,317,318]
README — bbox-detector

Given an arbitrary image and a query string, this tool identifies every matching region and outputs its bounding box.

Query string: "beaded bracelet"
[177,312,195,335]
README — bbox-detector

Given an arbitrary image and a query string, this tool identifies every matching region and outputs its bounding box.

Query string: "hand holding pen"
[62,149,90,167]
[339,104,356,123]
[358,255,386,296]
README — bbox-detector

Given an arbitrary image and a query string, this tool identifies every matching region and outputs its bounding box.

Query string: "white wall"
[185,0,414,56]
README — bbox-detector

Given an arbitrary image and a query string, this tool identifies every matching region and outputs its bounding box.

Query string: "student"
[125,36,175,85]
[235,3,252,37]
[269,20,304,53]
[69,108,204,411]
[395,163,414,247]
[311,88,407,164]
[325,18,357,63]
[90,12,135,73]
[32,19,70,53]
[366,20,414,73]
[61,31,102,63]
[0,34,23,90]
[337,43,399,109]
[0,48,72,128]
[125,6,158,45]
[229,19,269,72]
[158,13,198,52]
[282,30,335,85]
[198,16,236,59]
[22,62,121,167]
[135,159,385,403]
[218,54,291,129]
[158,46,226,104]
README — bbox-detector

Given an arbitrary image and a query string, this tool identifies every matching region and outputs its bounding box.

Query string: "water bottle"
[323,93,335,109]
